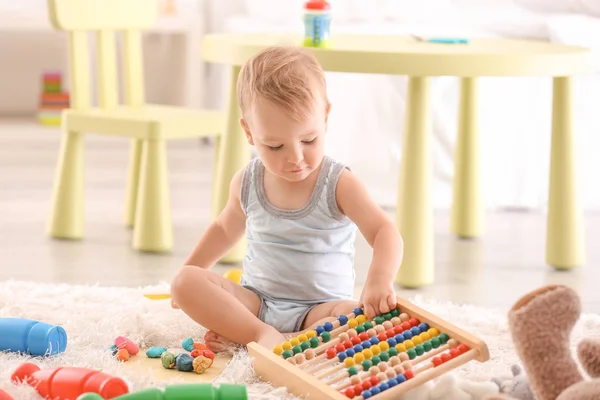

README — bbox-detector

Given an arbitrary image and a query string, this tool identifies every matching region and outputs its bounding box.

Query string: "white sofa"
[204,0,600,211]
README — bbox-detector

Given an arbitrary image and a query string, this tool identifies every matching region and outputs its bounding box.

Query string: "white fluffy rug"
[1,280,600,400]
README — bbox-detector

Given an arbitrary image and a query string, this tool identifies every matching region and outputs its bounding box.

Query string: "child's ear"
[240,118,254,145]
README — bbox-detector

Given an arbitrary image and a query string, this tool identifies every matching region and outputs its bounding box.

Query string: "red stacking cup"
[11,362,129,400]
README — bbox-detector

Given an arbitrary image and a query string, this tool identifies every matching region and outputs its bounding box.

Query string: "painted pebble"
[193,342,208,351]
[175,353,194,372]
[182,337,194,352]
[193,355,213,374]
[161,351,176,369]
[116,348,129,362]
[146,346,167,358]
[114,336,139,355]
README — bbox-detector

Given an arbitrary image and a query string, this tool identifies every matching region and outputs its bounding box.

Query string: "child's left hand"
[359,277,397,320]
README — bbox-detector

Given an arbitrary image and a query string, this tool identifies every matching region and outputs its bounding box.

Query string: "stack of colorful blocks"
[37,72,70,126]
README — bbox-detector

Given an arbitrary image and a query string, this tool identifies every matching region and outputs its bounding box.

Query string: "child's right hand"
[171,299,180,309]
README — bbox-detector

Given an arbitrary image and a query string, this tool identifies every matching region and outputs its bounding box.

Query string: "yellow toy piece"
[143,293,172,300]
[223,268,242,284]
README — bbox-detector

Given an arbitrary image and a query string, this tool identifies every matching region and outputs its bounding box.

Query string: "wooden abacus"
[247,296,490,400]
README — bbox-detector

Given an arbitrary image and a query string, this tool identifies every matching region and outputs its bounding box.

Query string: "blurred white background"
[1,0,600,212]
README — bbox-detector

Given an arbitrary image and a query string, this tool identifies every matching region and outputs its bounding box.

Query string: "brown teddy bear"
[486,284,600,400]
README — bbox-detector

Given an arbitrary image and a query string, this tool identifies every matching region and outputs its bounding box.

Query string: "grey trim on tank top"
[239,156,349,220]
[326,161,348,220]
[240,159,254,215]
[255,156,332,220]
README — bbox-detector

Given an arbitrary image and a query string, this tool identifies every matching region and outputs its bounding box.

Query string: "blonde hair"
[237,46,329,121]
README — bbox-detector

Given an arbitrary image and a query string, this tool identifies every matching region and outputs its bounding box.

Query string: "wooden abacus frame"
[247,296,490,400]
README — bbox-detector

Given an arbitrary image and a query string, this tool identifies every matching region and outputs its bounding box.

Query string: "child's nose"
[287,147,304,164]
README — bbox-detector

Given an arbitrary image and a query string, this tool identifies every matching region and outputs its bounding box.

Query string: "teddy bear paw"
[557,379,600,400]
[578,338,600,378]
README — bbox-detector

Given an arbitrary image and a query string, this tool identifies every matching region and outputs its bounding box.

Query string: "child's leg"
[171,266,286,352]
[301,300,359,331]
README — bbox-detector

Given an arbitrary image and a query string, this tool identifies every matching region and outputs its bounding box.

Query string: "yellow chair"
[46,0,224,252]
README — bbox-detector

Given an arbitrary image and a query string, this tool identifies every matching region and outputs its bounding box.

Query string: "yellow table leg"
[47,130,85,240]
[395,76,434,288]
[124,138,143,228]
[211,65,250,264]
[212,135,221,197]
[133,139,173,252]
[546,76,584,269]
[451,77,483,238]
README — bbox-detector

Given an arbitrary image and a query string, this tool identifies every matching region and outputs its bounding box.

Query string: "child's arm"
[336,169,404,319]
[184,169,247,269]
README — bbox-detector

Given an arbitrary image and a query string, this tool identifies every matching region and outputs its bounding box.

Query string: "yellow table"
[202,33,596,288]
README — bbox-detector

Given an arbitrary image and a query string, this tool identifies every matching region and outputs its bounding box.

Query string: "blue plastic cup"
[0,318,67,356]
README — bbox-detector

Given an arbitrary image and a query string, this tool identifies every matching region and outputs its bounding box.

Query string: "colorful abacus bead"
[338,314,349,325]
[338,331,457,393]
[273,308,373,365]
[308,319,405,376]
[253,303,488,400]
[284,308,409,376]
[358,340,469,398]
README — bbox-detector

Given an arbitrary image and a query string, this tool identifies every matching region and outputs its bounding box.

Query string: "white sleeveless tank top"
[239,155,357,303]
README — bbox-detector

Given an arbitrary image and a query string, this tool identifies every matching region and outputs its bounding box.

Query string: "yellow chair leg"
[124,138,143,228]
[546,76,584,269]
[451,77,483,238]
[212,65,251,264]
[395,76,434,288]
[47,130,84,239]
[132,139,173,252]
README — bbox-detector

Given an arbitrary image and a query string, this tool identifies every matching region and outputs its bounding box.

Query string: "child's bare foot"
[205,327,285,353]
[256,327,286,351]
[204,331,235,353]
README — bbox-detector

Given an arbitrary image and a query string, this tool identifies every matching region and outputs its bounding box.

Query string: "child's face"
[241,97,330,182]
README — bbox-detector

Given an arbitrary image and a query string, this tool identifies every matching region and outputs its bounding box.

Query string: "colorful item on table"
[412,35,469,44]
[303,0,331,48]
[38,71,70,126]
[0,317,67,356]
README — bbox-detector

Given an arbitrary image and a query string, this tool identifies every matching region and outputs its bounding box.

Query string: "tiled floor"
[1,118,599,314]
